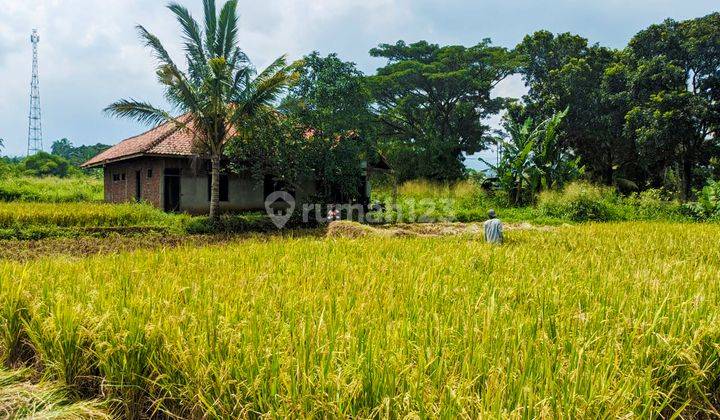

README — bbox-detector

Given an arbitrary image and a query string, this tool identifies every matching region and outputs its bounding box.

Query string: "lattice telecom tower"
[27,29,43,155]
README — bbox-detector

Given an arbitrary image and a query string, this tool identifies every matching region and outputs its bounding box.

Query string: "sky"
[0,0,717,163]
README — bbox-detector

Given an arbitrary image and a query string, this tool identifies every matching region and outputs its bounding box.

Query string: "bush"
[683,180,720,220]
[185,213,276,234]
[620,189,684,221]
[538,182,617,222]
[20,152,75,178]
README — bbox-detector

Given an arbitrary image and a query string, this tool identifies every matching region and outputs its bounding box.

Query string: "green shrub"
[538,182,617,222]
[185,213,276,234]
[20,152,75,178]
[620,189,685,221]
[683,180,720,220]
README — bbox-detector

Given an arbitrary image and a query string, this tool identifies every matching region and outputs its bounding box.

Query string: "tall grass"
[374,180,694,224]
[0,176,103,203]
[0,368,110,418]
[0,202,190,239]
[373,179,562,224]
[538,182,687,222]
[0,202,184,229]
[1,223,719,417]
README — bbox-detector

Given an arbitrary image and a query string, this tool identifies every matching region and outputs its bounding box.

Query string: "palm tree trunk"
[209,155,221,220]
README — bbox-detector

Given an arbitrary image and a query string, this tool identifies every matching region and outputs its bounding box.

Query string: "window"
[121,173,126,181]
[112,174,120,182]
[147,169,153,178]
[208,174,229,202]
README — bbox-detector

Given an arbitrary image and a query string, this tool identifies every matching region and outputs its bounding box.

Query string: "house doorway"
[164,168,181,212]
[135,171,142,202]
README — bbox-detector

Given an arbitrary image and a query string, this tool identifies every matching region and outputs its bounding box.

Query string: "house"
[82,120,390,214]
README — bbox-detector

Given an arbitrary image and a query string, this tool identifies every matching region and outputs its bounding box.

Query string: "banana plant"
[533,108,583,190]
[484,107,581,204]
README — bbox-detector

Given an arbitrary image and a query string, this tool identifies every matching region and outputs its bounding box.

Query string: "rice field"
[1,222,719,417]
[0,202,185,229]
[0,176,104,203]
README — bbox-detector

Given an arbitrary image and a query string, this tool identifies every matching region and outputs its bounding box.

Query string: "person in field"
[484,209,504,244]
[327,204,341,222]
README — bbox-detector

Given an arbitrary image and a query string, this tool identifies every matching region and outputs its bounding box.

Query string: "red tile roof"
[82,119,196,168]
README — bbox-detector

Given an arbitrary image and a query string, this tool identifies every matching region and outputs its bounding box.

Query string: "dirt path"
[0,231,323,262]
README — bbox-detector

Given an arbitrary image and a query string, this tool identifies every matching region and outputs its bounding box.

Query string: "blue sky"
[0,0,717,161]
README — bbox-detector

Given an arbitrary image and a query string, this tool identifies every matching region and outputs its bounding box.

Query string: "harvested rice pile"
[326,221,554,238]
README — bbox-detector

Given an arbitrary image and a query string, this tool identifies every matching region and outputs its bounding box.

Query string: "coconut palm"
[105,0,296,219]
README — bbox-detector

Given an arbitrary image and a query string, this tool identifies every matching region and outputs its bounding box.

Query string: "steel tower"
[27,29,42,155]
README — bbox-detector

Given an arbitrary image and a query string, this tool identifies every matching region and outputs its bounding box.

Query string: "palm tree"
[105,0,296,219]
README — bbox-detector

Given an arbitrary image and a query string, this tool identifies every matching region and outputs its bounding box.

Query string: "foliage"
[537,182,617,221]
[0,176,103,203]
[105,0,297,219]
[538,182,687,222]
[371,180,691,224]
[683,180,720,220]
[487,108,582,204]
[2,224,720,416]
[282,52,373,137]
[20,152,75,178]
[50,139,111,167]
[228,118,370,203]
[368,40,519,182]
[515,31,633,185]
[625,13,720,200]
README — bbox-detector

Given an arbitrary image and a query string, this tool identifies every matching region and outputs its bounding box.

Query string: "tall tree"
[625,13,720,200]
[368,40,519,182]
[516,31,634,185]
[105,0,296,218]
[282,52,373,137]
[51,139,111,167]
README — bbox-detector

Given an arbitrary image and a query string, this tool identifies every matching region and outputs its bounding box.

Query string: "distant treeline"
[0,139,109,178]
[283,12,719,201]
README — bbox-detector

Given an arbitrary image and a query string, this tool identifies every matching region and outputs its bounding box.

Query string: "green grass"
[0,176,104,203]
[1,223,719,417]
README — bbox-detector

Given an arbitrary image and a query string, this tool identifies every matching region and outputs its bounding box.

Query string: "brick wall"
[104,158,163,208]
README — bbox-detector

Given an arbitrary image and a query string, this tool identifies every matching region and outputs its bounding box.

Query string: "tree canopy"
[368,40,520,182]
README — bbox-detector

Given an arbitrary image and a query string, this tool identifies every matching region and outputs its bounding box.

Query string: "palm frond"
[203,0,218,56]
[232,69,293,123]
[167,3,206,79]
[231,66,254,94]
[136,25,179,71]
[217,0,239,58]
[103,99,174,127]
[254,55,289,83]
[228,47,249,70]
